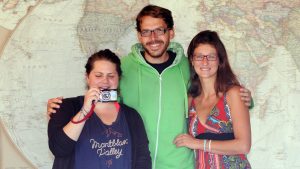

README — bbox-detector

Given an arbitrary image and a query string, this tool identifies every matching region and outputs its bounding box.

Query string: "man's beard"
[143,40,169,58]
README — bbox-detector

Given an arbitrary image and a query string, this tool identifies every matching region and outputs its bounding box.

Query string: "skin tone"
[137,16,174,64]
[173,44,251,155]
[190,44,220,125]
[62,60,120,141]
[46,16,251,115]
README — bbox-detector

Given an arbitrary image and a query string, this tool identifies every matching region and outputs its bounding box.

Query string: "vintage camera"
[98,89,118,102]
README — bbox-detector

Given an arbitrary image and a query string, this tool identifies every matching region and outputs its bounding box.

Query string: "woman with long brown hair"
[174,30,251,169]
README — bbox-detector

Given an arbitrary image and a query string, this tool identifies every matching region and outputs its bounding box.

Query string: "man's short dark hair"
[136,5,174,32]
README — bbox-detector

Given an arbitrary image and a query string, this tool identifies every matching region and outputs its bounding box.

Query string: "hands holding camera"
[82,87,101,113]
[46,88,100,118]
[47,88,119,118]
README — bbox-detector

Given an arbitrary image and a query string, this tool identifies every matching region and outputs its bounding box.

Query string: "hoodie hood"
[129,42,189,117]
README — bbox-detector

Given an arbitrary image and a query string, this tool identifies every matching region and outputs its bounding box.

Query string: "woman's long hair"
[187,30,240,97]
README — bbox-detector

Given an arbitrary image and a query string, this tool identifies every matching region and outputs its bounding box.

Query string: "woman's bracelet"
[208,140,212,152]
[82,107,89,113]
[203,139,207,152]
[71,104,95,124]
[81,107,88,117]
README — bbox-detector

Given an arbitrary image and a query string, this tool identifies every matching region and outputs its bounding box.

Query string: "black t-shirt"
[142,51,176,74]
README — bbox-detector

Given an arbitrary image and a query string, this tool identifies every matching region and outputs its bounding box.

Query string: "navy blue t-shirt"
[74,111,132,169]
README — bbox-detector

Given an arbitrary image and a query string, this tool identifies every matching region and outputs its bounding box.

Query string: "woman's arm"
[206,86,251,155]
[130,109,152,169]
[48,97,82,156]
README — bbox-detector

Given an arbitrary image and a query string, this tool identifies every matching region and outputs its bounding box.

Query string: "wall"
[0,119,36,169]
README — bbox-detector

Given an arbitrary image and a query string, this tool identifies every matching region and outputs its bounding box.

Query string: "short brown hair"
[136,5,174,32]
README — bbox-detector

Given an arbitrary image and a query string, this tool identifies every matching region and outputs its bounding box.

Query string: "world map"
[0,0,299,168]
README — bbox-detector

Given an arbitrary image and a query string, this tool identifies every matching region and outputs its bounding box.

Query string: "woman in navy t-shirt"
[48,49,151,169]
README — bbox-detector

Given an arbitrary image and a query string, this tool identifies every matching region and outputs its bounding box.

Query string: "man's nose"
[150,31,158,39]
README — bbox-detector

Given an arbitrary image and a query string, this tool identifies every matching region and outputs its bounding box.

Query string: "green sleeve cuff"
[249,97,254,109]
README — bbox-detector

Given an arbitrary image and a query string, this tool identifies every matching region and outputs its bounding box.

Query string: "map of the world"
[0,0,299,168]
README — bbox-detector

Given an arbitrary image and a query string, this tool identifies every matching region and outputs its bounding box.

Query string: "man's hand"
[240,87,252,107]
[47,96,63,118]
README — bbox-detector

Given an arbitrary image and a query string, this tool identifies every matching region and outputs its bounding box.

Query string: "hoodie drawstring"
[178,65,189,118]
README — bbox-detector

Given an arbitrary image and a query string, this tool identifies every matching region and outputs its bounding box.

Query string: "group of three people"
[47,4,252,169]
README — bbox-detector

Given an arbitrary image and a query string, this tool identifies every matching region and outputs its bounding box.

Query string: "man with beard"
[119,5,194,169]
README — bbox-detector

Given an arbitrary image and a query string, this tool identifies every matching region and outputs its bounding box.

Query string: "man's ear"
[137,31,142,42]
[169,28,175,39]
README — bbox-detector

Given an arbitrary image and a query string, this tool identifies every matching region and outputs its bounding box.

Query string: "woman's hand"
[83,87,100,112]
[174,134,201,149]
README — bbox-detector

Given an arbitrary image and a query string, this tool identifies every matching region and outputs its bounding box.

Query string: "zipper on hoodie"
[153,75,162,169]
[152,64,180,168]
[140,52,180,168]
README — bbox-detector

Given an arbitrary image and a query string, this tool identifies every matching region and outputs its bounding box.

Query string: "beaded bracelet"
[81,107,88,117]
[203,139,207,152]
[71,104,95,124]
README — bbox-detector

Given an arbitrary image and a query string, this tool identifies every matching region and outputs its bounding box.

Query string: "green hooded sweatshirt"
[120,42,194,169]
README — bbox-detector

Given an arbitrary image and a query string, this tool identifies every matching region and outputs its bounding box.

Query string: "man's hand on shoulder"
[239,87,252,107]
[47,96,63,118]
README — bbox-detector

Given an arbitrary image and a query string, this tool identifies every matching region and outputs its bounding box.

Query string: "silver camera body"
[98,89,118,102]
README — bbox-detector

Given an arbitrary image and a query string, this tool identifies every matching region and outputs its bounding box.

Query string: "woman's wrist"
[81,107,89,116]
